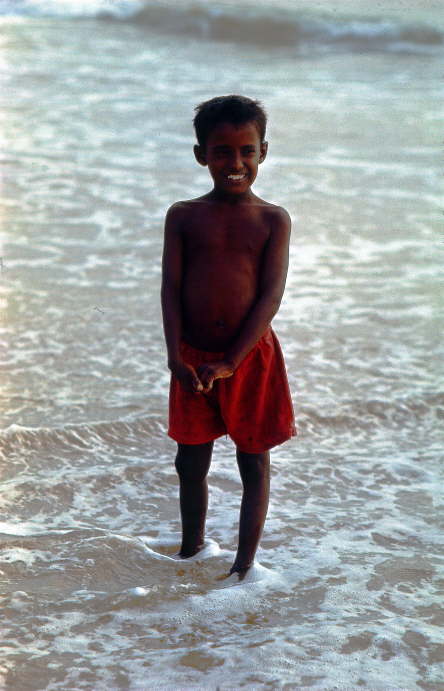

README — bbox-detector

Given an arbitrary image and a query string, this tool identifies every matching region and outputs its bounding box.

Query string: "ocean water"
[0,1,443,689]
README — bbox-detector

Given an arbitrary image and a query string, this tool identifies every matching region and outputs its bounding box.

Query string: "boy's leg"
[175,441,213,558]
[230,448,270,575]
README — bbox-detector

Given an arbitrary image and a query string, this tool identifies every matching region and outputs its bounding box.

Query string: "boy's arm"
[161,203,203,393]
[197,207,291,390]
[161,203,183,366]
[225,206,291,367]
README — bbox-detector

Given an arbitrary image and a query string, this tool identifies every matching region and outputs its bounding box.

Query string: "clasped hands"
[170,359,234,393]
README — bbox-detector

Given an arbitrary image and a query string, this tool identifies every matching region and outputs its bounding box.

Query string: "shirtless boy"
[161,95,295,578]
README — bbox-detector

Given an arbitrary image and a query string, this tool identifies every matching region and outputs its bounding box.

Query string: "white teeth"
[227,174,245,180]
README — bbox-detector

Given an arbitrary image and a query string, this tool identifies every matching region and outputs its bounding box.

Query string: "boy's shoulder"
[166,196,291,223]
[164,198,203,223]
[165,198,195,214]
[251,198,292,235]
[260,200,291,223]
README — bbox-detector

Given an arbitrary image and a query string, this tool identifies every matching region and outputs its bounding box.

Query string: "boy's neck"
[207,186,256,205]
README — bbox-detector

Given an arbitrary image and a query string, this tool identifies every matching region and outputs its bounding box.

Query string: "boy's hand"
[196,360,234,393]
[169,360,204,393]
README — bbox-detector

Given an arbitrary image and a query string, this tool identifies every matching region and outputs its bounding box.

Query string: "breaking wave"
[1,0,442,55]
[1,389,442,460]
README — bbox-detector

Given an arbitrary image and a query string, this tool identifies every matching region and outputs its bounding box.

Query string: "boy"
[161,95,295,579]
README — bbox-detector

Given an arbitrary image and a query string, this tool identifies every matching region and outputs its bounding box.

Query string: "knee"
[236,449,270,484]
[175,445,210,484]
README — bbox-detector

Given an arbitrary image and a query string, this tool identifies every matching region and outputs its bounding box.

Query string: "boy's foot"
[176,539,220,561]
[216,565,250,583]
[177,546,203,559]
[229,564,250,582]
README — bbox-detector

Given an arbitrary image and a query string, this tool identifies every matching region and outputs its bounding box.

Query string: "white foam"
[0,547,49,567]
[128,586,149,597]
[216,562,279,587]
[137,536,221,562]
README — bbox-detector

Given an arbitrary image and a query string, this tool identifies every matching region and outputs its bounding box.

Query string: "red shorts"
[168,327,296,453]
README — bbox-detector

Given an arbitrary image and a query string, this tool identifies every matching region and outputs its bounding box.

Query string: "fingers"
[194,379,204,392]
[180,363,203,393]
[198,371,213,392]
[202,378,214,393]
[190,369,203,393]
[196,361,234,391]
[196,365,214,391]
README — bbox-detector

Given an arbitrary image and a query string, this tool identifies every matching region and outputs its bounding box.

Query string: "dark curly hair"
[193,95,267,149]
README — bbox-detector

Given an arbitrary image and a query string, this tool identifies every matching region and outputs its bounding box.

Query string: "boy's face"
[194,121,268,195]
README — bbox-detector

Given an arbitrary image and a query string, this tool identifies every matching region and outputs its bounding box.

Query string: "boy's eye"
[213,148,230,157]
[213,147,256,156]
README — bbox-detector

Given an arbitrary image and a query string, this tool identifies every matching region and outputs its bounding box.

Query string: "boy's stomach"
[181,268,258,352]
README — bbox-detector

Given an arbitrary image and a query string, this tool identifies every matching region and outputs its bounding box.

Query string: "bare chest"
[183,219,269,258]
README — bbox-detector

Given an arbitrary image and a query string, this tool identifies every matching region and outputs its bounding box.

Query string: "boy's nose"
[230,151,243,170]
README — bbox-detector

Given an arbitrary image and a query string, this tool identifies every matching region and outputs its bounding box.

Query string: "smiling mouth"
[226,174,247,181]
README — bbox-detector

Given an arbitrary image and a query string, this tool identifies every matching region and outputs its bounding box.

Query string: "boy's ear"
[194,144,207,166]
[259,141,268,163]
